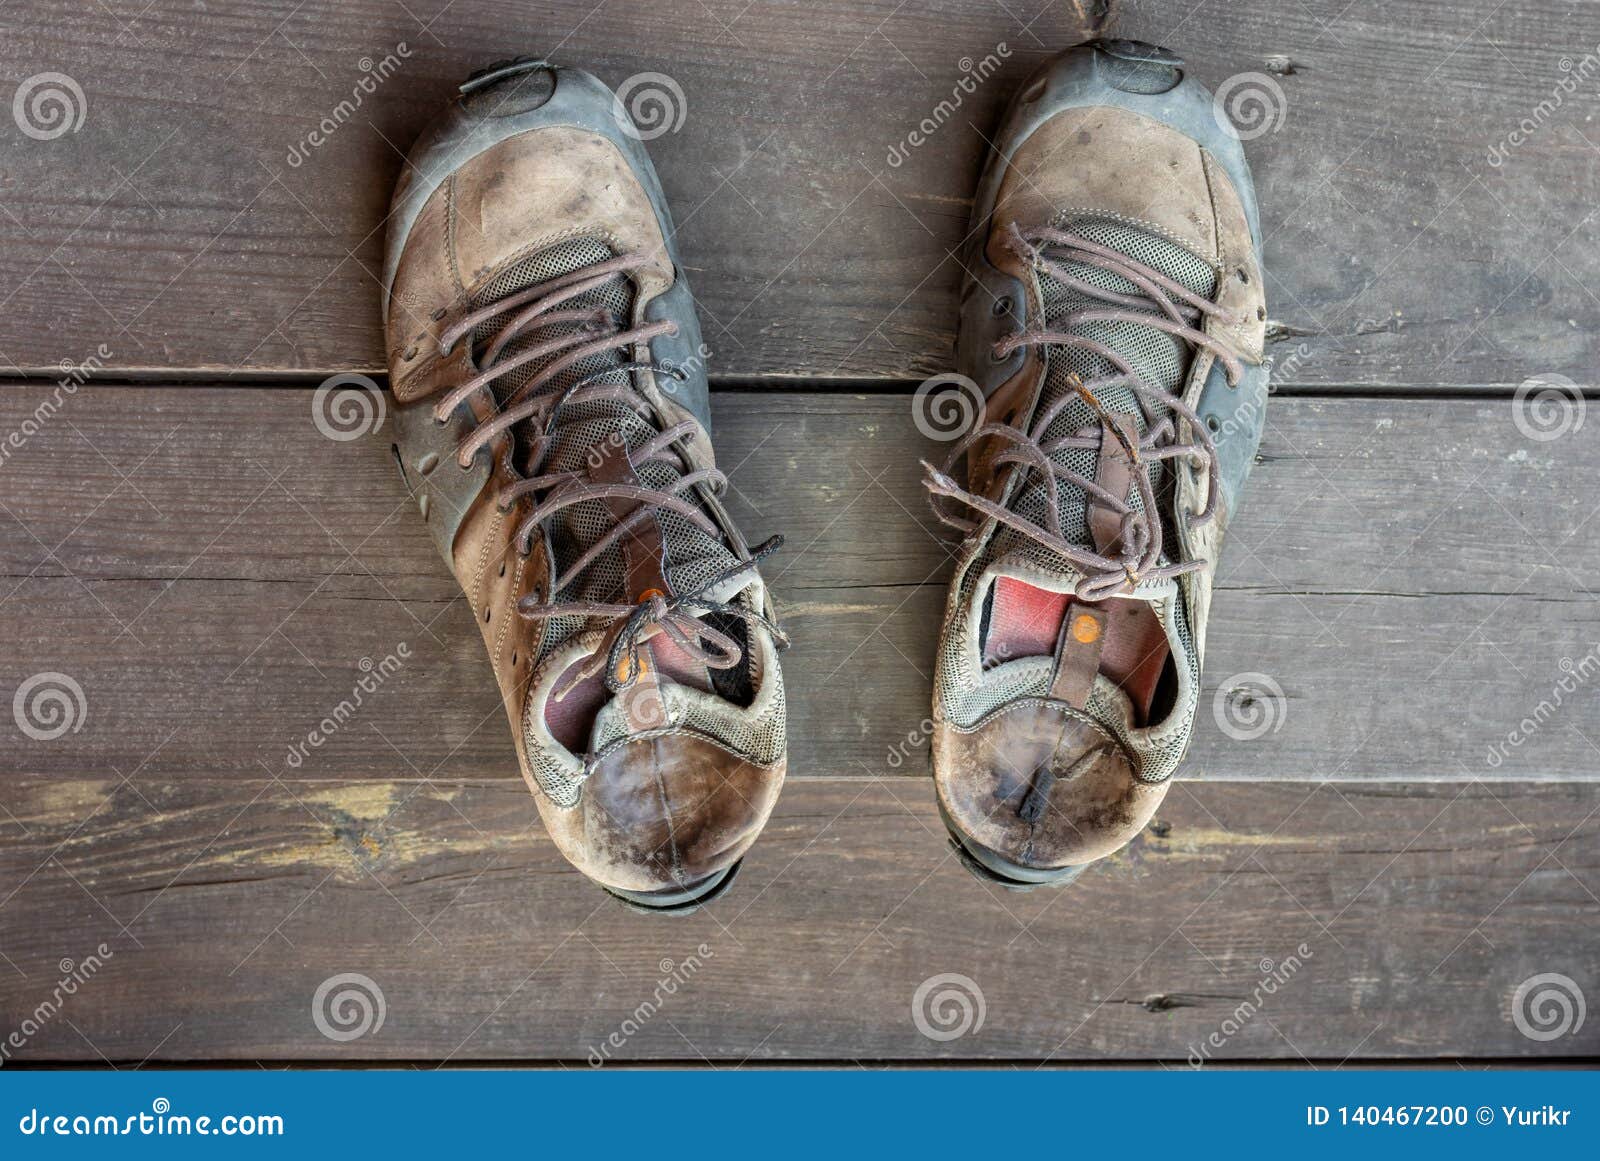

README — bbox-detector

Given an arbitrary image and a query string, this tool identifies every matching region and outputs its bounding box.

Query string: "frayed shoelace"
[924,221,1247,601]
[422,250,785,694]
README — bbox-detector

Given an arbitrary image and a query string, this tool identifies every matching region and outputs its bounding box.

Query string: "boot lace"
[924,222,1246,601]
[423,251,785,695]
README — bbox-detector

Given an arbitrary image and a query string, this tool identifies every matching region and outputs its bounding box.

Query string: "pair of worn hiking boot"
[380,40,1268,910]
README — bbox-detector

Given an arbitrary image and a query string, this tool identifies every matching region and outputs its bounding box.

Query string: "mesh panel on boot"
[467,239,782,803]
[937,216,1217,782]
[468,238,740,665]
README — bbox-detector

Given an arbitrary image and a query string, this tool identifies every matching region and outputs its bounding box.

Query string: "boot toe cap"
[576,732,785,898]
[934,701,1166,873]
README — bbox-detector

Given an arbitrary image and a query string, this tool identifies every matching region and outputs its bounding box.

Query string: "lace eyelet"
[432,307,447,321]
[991,295,1013,318]
[1204,415,1220,433]
[403,345,419,360]
[990,343,1010,364]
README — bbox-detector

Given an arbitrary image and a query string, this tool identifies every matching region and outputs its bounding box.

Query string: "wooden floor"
[1,0,1597,1064]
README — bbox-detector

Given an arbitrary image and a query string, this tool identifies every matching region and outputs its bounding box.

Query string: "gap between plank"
[0,373,1582,400]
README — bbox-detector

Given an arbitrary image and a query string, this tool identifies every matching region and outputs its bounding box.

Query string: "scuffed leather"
[935,701,1166,869]
[384,69,780,901]
[547,736,785,894]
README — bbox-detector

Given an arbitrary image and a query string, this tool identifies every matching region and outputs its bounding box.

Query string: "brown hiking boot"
[381,60,787,912]
[925,40,1269,887]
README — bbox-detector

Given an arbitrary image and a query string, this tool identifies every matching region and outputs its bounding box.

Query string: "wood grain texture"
[0,385,1594,784]
[0,776,1595,1062]
[0,0,1595,386]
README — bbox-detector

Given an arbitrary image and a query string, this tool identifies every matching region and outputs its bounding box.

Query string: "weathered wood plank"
[0,385,1595,782]
[0,777,1594,1062]
[0,0,1594,385]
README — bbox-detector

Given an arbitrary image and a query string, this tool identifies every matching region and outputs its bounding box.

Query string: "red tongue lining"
[543,635,713,752]
[984,576,1171,724]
